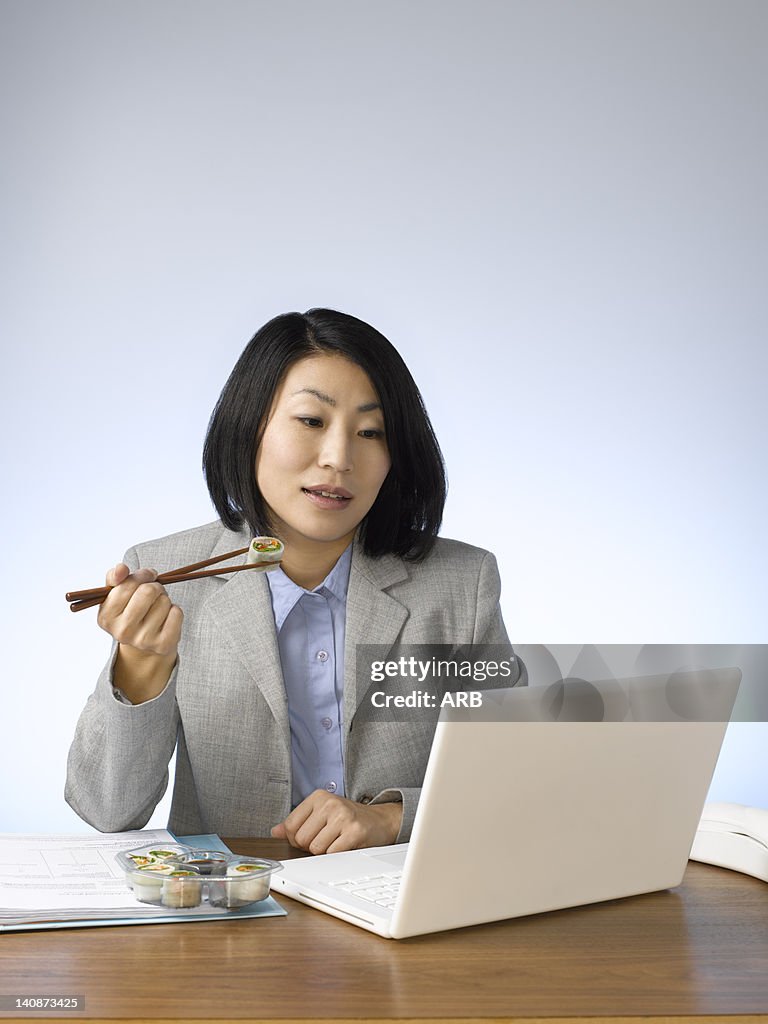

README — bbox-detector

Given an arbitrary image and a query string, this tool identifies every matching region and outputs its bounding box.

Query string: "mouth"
[302,486,353,509]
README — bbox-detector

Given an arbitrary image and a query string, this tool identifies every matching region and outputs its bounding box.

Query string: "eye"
[359,429,385,440]
[297,416,323,428]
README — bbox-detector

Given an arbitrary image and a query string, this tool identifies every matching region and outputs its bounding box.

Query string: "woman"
[66,309,523,852]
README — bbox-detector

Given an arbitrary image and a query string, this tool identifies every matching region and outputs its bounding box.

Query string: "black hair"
[203,308,446,560]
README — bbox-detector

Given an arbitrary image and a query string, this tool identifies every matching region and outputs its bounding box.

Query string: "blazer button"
[360,794,371,804]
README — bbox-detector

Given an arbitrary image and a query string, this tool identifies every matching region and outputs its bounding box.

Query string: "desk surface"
[1,839,768,1023]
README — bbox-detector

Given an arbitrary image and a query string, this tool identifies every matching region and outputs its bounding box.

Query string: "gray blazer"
[65,521,520,839]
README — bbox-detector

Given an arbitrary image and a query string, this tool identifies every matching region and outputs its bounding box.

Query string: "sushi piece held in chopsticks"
[247,537,284,566]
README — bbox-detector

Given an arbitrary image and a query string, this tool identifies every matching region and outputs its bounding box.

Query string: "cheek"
[371,450,392,490]
[257,426,308,478]
[255,438,286,495]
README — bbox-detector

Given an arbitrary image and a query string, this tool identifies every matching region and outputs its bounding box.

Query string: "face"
[255,353,391,554]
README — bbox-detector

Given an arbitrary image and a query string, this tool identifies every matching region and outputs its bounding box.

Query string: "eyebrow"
[291,387,382,413]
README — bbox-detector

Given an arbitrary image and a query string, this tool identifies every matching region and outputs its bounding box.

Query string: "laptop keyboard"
[329,872,402,910]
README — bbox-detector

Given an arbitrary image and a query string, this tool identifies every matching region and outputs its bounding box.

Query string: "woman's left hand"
[271,791,403,854]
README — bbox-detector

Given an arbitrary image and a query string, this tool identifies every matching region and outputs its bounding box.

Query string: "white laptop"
[271,668,741,939]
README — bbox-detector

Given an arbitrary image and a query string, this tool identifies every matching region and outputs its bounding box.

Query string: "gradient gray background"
[1,0,766,831]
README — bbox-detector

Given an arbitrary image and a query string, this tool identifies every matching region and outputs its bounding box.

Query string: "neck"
[277,532,353,591]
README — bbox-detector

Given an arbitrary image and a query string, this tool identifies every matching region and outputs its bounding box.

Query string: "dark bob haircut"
[203,308,446,561]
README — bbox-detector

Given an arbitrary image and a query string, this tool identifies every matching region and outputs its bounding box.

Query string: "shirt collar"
[266,544,353,631]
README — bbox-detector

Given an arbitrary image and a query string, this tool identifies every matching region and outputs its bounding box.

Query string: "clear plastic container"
[116,844,282,911]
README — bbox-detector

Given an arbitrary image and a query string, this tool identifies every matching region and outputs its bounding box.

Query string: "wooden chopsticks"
[65,546,280,613]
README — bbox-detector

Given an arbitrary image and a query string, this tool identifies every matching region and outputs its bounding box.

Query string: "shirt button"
[321,717,333,730]
[325,781,337,793]
[316,650,329,662]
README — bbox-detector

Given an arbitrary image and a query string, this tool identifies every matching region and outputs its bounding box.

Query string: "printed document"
[0,829,219,926]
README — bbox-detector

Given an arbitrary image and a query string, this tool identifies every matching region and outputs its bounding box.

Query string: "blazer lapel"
[195,527,411,752]
[201,527,290,748]
[343,543,410,731]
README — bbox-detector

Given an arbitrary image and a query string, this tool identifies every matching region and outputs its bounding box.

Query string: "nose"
[318,425,353,473]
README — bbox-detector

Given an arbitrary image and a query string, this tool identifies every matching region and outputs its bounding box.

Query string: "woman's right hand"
[98,564,184,704]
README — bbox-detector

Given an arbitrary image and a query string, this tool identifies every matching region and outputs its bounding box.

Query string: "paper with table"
[0,829,286,931]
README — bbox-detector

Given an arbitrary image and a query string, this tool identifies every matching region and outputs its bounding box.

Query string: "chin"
[279,519,358,546]
[306,529,357,545]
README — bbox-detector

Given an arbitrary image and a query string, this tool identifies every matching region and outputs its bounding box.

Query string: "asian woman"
[65,308,524,852]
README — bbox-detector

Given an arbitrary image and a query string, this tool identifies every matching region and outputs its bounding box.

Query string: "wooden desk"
[1,839,767,1023]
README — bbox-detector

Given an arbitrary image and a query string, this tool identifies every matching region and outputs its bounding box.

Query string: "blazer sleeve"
[368,549,524,841]
[64,546,180,832]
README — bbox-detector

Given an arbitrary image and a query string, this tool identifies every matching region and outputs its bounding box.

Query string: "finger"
[101,580,168,637]
[138,600,182,656]
[270,822,287,839]
[106,564,127,587]
[293,791,347,842]
[105,564,155,587]
[280,798,322,848]
[97,574,139,631]
[326,830,361,854]
[131,567,159,585]
[279,795,317,839]
[132,592,176,650]
[307,820,345,856]
[156,604,183,651]
[99,572,159,625]
[119,578,167,619]
[292,807,333,851]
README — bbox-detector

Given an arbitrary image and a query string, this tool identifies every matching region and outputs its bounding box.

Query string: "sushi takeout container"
[116,843,283,910]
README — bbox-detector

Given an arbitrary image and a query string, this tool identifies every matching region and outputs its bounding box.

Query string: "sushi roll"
[161,869,202,908]
[129,863,175,905]
[126,854,155,868]
[226,863,270,901]
[210,862,271,908]
[247,537,284,565]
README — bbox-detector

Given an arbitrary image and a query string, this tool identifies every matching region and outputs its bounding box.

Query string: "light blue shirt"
[266,545,352,808]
